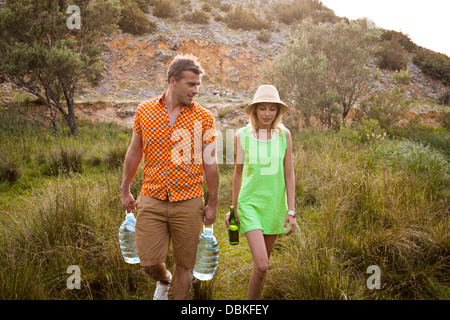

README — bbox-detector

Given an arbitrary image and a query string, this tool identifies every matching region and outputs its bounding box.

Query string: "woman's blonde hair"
[248,103,285,135]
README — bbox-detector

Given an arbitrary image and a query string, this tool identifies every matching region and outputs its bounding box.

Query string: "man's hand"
[121,190,136,213]
[202,203,217,225]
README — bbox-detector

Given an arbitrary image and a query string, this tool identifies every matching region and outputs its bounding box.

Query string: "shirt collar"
[158,90,195,110]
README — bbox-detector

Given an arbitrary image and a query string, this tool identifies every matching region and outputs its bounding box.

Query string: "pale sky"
[320,0,450,56]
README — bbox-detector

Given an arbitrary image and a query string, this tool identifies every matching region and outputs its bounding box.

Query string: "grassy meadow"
[0,105,448,300]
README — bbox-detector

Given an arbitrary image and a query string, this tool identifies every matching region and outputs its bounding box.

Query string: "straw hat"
[245,85,289,115]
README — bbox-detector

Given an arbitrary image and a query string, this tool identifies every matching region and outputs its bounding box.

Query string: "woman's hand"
[225,207,239,230]
[284,214,296,235]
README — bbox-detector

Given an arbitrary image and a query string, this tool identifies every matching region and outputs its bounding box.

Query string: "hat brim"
[245,100,289,115]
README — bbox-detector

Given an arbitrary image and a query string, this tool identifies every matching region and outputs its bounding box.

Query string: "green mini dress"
[238,126,289,235]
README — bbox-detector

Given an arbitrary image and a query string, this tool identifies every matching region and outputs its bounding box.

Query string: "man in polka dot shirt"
[120,54,219,300]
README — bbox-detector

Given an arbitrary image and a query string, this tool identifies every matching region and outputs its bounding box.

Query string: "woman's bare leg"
[246,229,277,299]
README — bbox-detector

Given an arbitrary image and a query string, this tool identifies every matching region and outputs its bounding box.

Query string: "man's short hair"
[167,54,204,83]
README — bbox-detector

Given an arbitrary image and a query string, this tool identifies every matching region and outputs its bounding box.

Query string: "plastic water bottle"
[119,211,140,264]
[193,225,219,281]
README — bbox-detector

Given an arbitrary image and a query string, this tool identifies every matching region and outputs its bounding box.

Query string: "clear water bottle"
[193,225,219,281]
[119,211,140,264]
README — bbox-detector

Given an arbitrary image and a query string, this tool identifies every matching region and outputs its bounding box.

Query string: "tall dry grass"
[263,130,449,300]
[0,107,448,300]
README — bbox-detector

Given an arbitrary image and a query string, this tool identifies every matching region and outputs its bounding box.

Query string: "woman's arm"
[232,131,244,208]
[283,128,296,235]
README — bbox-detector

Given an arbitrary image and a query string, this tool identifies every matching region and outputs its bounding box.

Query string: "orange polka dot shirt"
[132,91,217,202]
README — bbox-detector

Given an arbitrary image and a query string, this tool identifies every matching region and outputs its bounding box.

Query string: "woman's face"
[255,103,279,127]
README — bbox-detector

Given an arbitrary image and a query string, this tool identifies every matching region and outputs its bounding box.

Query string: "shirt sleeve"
[202,111,217,145]
[132,104,142,135]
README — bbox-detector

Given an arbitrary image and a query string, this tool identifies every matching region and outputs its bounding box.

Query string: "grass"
[0,106,448,300]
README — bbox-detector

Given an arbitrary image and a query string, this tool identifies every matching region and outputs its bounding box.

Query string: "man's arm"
[120,132,144,212]
[202,140,219,225]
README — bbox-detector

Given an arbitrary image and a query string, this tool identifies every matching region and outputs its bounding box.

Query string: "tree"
[263,37,333,127]
[376,35,409,71]
[264,18,380,127]
[0,0,121,135]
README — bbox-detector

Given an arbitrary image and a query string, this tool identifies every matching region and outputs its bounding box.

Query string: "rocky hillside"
[1,0,448,129]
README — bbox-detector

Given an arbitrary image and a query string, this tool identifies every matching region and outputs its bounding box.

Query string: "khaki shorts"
[135,194,204,269]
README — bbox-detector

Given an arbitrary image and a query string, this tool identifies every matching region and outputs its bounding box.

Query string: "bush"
[438,110,450,129]
[394,116,450,156]
[338,119,386,145]
[219,3,231,12]
[274,0,309,25]
[257,29,271,43]
[152,0,178,18]
[0,153,20,183]
[381,30,418,53]
[105,143,128,169]
[371,139,449,185]
[42,145,84,176]
[184,10,210,24]
[376,37,409,71]
[439,91,450,106]
[119,0,157,35]
[358,87,410,134]
[201,2,212,12]
[225,4,271,30]
[413,48,450,86]
[134,0,151,13]
[393,68,411,85]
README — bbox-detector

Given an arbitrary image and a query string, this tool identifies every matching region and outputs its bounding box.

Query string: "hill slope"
[1,0,448,129]
[80,0,448,102]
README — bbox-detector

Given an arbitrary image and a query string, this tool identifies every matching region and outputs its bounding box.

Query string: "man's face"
[172,70,201,106]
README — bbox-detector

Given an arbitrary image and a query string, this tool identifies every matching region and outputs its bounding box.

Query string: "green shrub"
[393,68,411,85]
[437,110,450,129]
[134,0,151,13]
[257,29,271,43]
[274,0,307,24]
[42,145,84,176]
[372,139,449,182]
[152,0,178,18]
[381,29,418,53]
[119,0,157,35]
[0,152,20,183]
[201,2,212,12]
[213,12,224,22]
[439,91,450,106]
[225,4,271,30]
[271,0,338,25]
[219,3,231,12]
[358,87,410,134]
[105,143,128,169]
[184,9,210,24]
[338,119,386,145]
[376,38,409,71]
[393,116,450,156]
[413,48,450,86]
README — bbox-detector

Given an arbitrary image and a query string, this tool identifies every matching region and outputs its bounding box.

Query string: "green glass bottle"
[228,206,239,245]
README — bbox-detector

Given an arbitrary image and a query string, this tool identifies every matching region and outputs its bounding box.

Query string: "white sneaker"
[153,271,172,300]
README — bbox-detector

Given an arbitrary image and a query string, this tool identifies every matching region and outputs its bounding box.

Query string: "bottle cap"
[203,225,213,235]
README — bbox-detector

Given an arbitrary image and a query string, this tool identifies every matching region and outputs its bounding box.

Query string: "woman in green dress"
[225,85,296,300]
